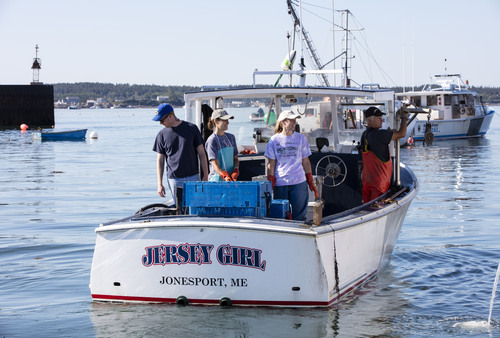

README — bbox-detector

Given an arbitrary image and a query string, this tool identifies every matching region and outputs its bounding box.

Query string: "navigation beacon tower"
[31,44,42,85]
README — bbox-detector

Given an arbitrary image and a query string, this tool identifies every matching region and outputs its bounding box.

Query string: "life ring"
[460,107,466,114]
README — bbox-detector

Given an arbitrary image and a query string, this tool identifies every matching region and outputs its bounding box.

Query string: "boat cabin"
[396,74,488,121]
[176,86,405,222]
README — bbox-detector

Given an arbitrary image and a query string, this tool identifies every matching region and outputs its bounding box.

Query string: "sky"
[1,0,499,88]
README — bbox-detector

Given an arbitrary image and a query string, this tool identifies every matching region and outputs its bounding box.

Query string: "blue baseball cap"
[152,103,174,121]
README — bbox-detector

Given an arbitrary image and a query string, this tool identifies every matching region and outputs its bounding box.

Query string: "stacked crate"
[183,181,272,217]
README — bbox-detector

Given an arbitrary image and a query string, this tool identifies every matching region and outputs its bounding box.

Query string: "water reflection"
[0,131,57,226]
[89,265,407,337]
[400,137,494,236]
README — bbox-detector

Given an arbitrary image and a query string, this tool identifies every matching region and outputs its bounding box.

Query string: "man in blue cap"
[153,103,208,204]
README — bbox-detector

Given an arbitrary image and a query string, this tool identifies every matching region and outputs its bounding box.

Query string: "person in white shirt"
[264,110,318,221]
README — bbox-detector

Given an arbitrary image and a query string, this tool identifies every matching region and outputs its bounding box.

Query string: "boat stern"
[89,219,332,306]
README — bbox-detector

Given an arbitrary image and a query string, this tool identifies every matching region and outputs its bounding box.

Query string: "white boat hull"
[90,172,416,307]
[249,116,264,122]
[410,111,494,141]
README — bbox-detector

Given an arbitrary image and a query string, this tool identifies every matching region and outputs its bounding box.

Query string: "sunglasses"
[160,114,171,123]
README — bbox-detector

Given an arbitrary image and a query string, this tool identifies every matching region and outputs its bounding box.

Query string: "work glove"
[267,175,276,188]
[397,108,409,120]
[220,171,233,182]
[306,173,319,199]
[231,168,239,181]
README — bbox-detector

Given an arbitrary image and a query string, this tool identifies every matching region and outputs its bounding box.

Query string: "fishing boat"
[396,74,495,144]
[35,129,87,141]
[90,1,417,307]
[89,85,418,307]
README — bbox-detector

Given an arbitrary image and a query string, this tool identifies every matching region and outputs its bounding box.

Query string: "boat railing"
[422,73,470,92]
[110,149,416,228]
[252,69,343,88]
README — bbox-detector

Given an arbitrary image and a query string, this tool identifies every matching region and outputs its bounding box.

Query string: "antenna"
[411,44,414,92]
[332,0,336,86]
[402,44,405,93]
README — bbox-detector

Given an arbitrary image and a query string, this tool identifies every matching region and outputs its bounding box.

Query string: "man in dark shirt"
[153,103,208,204]
[360,106,408,203]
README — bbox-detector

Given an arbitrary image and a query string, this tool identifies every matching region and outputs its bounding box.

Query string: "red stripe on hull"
[91,271,378,307]
[91,294,329,307]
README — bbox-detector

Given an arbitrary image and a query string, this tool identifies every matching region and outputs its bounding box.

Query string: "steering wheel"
[315,155,347,187]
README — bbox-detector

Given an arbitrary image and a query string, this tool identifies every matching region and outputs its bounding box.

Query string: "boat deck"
[99,157,417,236]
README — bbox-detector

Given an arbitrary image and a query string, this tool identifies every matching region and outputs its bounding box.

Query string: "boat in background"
[397,74,495,145]
[34,129,87,141]
[249,107,265,122]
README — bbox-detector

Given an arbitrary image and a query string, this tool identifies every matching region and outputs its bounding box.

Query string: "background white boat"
[397,74,495,145]
[249,107,265,122]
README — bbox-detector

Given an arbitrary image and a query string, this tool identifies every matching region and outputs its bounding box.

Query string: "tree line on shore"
[53,82,198,107]
[53,82,500,107]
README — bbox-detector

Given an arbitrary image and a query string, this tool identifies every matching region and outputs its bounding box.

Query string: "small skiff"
[37,129,87,141]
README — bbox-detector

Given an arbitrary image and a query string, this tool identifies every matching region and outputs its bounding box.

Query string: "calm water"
[1,107,500,337]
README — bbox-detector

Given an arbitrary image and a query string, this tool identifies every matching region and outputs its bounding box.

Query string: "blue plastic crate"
[270,199,290,219]
[183,181,271,217]
[189,207,259,217]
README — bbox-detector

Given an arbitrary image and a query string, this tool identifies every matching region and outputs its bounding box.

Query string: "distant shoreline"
[50,82,500,108]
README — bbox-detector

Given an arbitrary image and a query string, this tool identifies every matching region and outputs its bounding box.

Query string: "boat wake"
[453,320,491,330]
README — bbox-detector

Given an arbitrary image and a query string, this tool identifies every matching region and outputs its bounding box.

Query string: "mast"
[338,10,353,87]
[287,0,330,86]
[332,9,361,87]
[343,10,349,87]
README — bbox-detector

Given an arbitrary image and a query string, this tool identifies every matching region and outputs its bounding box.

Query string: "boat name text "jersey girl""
[142,243,267,271]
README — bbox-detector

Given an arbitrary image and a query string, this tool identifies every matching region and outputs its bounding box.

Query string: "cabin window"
[444,95,452,106]
[427,95,437,106]
[305,107,315,116]
[411,96,421,107]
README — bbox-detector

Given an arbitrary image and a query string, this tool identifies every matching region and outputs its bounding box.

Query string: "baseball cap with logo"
[152,103,174,121]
